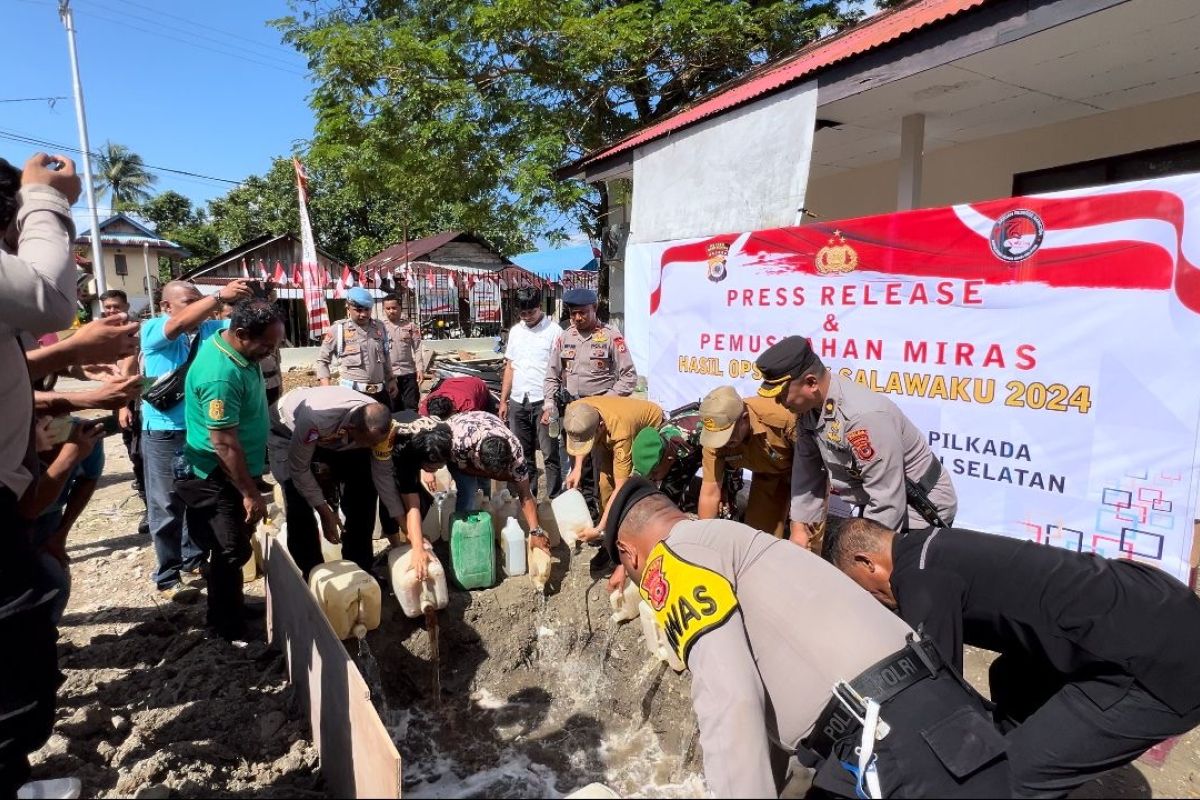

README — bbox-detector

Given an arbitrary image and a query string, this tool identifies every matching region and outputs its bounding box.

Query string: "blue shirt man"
[140,279,251,597]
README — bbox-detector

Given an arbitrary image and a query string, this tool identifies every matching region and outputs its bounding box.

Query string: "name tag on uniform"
[640,541,738,666]
[563,345,577,360]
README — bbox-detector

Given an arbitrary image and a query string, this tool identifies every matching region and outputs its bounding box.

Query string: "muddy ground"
[30,412,1200,798]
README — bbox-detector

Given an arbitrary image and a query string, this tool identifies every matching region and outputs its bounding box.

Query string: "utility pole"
[59,0,106,295]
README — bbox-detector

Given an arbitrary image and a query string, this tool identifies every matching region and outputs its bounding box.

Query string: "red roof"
[569,0,989,171]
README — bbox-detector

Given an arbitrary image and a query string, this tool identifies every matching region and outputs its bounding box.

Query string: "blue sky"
[2,0,313,228]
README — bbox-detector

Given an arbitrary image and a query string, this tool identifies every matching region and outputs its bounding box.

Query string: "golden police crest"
[816,231,858,274]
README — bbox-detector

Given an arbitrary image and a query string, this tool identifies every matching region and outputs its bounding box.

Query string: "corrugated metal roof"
[357,231,514,271]
[570,0,990,171]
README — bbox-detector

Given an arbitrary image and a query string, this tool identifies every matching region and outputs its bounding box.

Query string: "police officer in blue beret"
[315,286,396,406]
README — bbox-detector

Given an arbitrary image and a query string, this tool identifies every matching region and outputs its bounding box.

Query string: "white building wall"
[805,91,1200,221]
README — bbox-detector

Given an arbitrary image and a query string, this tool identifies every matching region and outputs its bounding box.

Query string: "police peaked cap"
[602,475,664,565]
[563,288,598,307]
[755,336,823,398]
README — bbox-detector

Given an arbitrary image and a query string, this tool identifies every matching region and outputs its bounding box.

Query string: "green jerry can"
[449,510,497,590]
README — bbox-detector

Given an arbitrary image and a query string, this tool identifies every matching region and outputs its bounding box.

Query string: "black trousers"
[808,647,1011,799]
[992,656,1200,798]
[178,472,253,638]
[0,489,63,800]
[394,373,420,412]
[283,449,378,578]
[507,399,561,498]
[122,401,145,498]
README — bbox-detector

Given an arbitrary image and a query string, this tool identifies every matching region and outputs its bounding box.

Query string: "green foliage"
[95,141,157,211]
[272,0,864,247]
[136,189,221,272]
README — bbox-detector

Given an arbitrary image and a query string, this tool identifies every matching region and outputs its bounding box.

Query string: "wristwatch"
[530,527,549,539]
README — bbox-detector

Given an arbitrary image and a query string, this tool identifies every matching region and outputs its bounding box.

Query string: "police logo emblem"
[990,209,1044,262]
[816,231,858,274]
[847,429,876,462]
[706,242,729,283]
[827,420,842,444]
[642,555,670,611]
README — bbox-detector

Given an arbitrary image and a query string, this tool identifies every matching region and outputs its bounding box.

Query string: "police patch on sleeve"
[372,421,398,461]
[847,428,876,461]
[639,541,739,666]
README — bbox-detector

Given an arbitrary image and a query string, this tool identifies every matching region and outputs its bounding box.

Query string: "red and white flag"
[291,263,303,288]
[272,261,286,285]
[294,156,330,339]
[240,258,250,280]
[258,259,270,282]
[342,265,357,289]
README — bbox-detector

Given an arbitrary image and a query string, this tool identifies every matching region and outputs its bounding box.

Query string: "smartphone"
[45,416,76,447]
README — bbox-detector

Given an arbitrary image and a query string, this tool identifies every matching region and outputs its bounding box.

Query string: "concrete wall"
[88,247,168,315]
[805,91,1200,220]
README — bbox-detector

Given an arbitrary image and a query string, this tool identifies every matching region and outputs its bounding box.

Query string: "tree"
[274,0,865,250]
[95,141,157,211]
[137,189,221,272]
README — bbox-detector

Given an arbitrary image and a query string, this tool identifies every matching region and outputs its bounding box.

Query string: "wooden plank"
[262,532,402,798]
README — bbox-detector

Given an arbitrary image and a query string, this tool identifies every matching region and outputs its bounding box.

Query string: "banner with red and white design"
[294,157,330,339]
[625,172,1200,581]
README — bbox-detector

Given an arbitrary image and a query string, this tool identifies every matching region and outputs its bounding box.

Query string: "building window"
[1013,140,1200,196]
[114,253,128,276]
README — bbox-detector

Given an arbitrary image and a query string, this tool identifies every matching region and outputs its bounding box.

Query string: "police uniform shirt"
[645,519,912,797]
[314,317,394,386]
[701,395,795,482]
[891,527,1200,715]
[268,386,406,520]
[542,322,638,413]
[791,373,956,530]
[383,318,422,376]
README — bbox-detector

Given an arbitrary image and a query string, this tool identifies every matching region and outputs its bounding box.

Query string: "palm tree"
[94,141,157,211]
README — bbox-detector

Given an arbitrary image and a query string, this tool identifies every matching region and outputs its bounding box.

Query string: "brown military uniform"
[543,322,638,413]
[701,395,795,537]
[314,317,394,395]
[383,318,422,376]
[791,372,957,533]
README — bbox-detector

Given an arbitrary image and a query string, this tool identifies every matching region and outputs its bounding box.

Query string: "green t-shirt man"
[184,331,269,479]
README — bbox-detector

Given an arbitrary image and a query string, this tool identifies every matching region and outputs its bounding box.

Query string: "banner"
[626,172,1200,581]
[630,81,817,243]
[294,157,330,340]
[469,276,501,323]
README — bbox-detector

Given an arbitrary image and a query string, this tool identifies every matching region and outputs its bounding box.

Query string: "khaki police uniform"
[314,317,394,403]
[542,322,638,413]
[792,372,956,534]
[639,518,913,797]
[268,386,404,576]
[383,317,422,411]
[701,395,795,537]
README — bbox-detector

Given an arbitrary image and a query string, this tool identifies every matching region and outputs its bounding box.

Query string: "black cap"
[755,336,822,399]
[563,287,598,307]
[601,476,663,564]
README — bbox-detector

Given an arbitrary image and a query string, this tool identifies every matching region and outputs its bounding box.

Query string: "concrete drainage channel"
[266,532,706,798]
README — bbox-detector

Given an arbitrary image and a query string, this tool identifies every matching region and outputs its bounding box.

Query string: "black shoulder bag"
[142,332,203,412]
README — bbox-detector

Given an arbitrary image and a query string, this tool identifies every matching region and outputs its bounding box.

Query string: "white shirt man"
[499,288,563,497]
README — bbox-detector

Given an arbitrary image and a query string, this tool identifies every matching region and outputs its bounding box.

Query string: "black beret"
[755,335,821,398]
[601,476,663,564]
[563,287,598,307]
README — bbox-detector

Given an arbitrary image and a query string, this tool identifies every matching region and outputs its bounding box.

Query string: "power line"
[0,128,243,186]
[83,0,302,55]
[0,96,69,104]
[75,0,307,71]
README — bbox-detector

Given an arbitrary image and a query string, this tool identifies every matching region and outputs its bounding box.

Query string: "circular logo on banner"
[990,209,1045,262]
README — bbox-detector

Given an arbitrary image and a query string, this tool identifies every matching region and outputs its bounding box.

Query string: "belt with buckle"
[341,379,384,394]
[801,636,942,759]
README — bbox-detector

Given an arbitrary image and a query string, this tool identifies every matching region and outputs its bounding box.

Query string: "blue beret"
[347,287,373,308]
[563,288,598,307]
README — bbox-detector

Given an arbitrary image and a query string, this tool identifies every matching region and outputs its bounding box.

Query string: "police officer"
[315,286,396,406]
[697,386,795,537]
[381,292,424,411]
[603,478,1011,798]
[828,518,1200,799]
[544,287,637,512]
[756,336,955,553]
[268,385,408,578]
